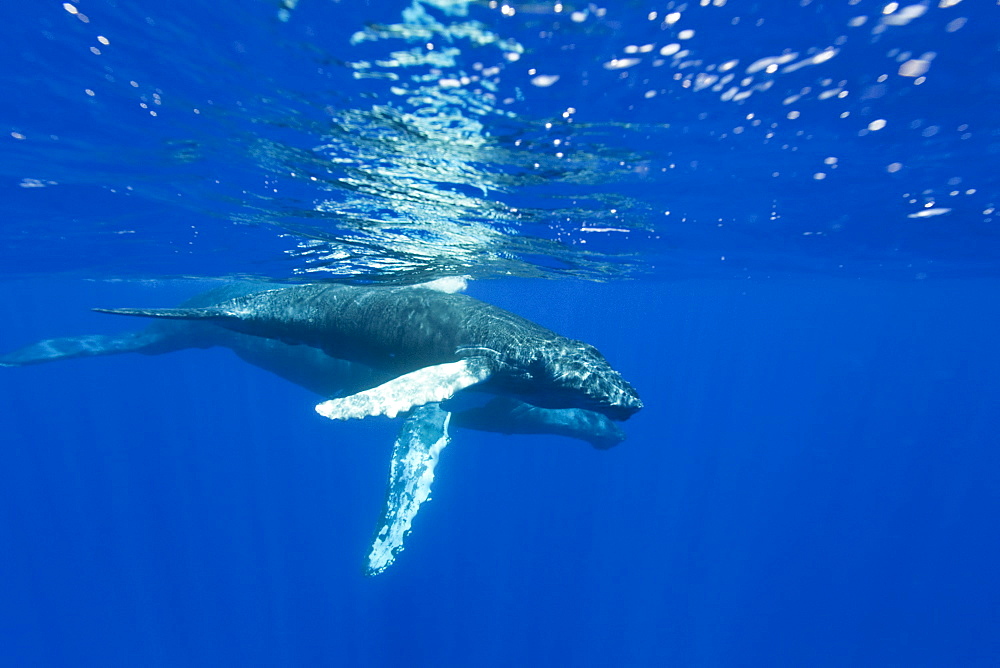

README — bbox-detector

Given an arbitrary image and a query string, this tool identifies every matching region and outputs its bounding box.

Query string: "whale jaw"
[522,340,642,421]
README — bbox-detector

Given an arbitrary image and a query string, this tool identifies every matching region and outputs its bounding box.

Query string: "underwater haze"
[1,1,998,666]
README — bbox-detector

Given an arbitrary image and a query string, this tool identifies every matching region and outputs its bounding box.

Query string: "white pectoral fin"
[366,404,451,577]
[315,358,492,421]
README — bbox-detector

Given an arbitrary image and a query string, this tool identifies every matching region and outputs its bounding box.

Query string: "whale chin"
[602,398,643,422]
[577,389,642,421]
[517,380,643,421]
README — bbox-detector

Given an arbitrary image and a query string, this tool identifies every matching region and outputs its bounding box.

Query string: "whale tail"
[93,306,232,321]
[3,288,271,368]
[0,331,167,367]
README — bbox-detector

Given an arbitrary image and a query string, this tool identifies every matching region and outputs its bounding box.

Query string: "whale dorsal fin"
[315,358,492,420]
[408,276,468,294]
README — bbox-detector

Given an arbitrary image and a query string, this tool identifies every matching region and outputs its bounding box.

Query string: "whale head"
[512,339,643,421]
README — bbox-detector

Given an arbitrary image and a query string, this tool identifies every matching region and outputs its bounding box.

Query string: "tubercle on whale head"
[533,339,643,421]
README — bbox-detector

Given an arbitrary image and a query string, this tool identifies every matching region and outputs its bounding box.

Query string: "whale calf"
[96,283,644,423]
[2,282,637,574]
[0,283,626,448]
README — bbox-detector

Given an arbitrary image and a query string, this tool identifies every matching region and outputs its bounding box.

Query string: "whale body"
[1,283,627,448]
[97,283,644,423]
[3,282,640,574]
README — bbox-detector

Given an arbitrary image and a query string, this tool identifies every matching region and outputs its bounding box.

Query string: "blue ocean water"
[1,1,998,666]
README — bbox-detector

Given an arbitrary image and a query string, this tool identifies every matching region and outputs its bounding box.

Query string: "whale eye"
[524,354,549,379]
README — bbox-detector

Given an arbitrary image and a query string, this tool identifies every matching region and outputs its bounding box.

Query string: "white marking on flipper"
[366,404,451,576]
[315,359,492,420]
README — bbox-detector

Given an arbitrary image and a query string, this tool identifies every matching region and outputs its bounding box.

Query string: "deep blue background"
[1,0,999,665]
[1,278,997,666]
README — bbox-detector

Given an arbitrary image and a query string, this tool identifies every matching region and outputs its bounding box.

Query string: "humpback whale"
[2,282,637,574]
[96,283,644,423]
[0,283,627,448]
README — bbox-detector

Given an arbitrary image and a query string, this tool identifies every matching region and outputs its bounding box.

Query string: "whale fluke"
[0,332,160,367]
